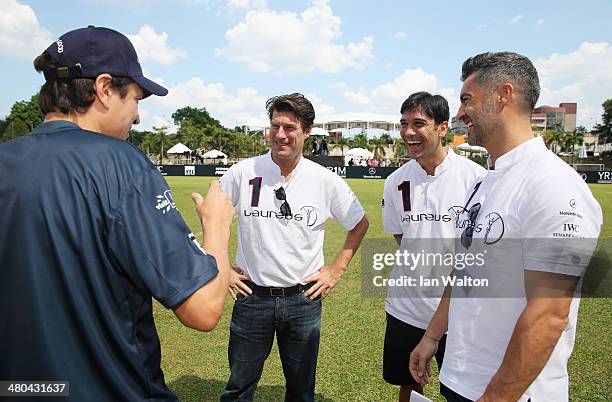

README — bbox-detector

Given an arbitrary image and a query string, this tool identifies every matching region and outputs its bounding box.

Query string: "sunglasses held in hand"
[274,186,292,218]
[460,203,481,249]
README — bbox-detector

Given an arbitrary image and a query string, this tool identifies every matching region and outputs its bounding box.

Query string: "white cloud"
[145,77,269,129]
[215,0,374,74]
[535,19,544,27]
[128,25,187,66]
[227,0,267,9]
[342,68,458,117]
[305,92,336,119]
[330,81,348,91]
[141,68,167,89]
[175,0,210,4]
[535,41,612,128]
[510,14,524,24]
[140,78,337,130]
[0,0,53,60]
[149,115,177,133]
[394,31,407,39]
[83,0,158,4]
[344,91,371,106]
[476,24,488,30]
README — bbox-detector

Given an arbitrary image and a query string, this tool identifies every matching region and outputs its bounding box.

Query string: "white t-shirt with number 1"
[382,148,485,328]
[220,152,365,287]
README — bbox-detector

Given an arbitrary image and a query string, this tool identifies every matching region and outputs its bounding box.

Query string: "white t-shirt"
[382,148,485,328]
[220,152,365,287]
[440,137,603,401]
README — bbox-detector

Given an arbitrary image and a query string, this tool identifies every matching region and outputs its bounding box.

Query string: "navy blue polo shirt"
[0,121,218,401]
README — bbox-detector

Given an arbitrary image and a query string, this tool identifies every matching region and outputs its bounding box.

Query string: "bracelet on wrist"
[423,333,440,343]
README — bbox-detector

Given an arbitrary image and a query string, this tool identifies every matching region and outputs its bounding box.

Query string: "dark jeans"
[440,383,532,402]
[440,383,474,402]
[221,291,322,402]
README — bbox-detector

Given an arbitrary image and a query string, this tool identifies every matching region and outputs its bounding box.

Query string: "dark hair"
[266,93,315,130]
[400,91,449,125]
[461,51,540,113]
[34,52,133,114]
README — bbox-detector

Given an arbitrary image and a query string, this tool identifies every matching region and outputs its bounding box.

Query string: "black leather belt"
[245,281,315,297]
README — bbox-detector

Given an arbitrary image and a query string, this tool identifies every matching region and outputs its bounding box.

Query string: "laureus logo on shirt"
[400,206,465,224]
[299,206,319,227]
[482,212,504,245]
[242,205,319,227]
[447,205,466,223]
[455,209,505,245]
[156,190,177,214]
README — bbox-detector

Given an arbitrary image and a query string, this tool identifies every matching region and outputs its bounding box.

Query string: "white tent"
[311,127,329,137]
[470,145,488,153]
[457,143,487,153]
[345,147,373,159]
[167,143,191,154]
[202,149,227,159]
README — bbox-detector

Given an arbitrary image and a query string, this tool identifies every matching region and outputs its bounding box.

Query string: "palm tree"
[380,133,392,144]
[352,133,369,150]
[153,125,169,164]
[370,137,386,158]
[542,130,564,154]
[140,132,157,157]
[393,137,406,160]
[563,130,584,163]
[333,137,350,156]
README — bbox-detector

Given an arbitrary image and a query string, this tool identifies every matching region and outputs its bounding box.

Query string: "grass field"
[155,177,612,402]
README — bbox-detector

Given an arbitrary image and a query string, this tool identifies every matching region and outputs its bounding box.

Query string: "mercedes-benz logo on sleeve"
[569,199,576,209]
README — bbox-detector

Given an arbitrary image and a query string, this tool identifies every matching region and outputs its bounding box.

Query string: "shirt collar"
[32,120,81,133]
[434,147,456,176]
[264,150,305,183]
[414,146,455,177]
[489,136,544,171]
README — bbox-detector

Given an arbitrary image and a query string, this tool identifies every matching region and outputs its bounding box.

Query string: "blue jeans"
[221,291,322,402]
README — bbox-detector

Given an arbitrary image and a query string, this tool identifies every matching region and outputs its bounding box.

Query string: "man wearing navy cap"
[0,26,234,401]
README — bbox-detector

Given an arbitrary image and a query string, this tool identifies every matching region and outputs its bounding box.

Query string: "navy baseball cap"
[43,26,168,97]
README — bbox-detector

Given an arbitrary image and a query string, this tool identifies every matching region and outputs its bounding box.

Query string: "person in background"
[312,138,319,156]
[320,138,328,156]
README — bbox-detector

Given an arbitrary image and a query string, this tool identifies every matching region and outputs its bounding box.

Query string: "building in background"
[531,103,577,133]
[450,117,468,135]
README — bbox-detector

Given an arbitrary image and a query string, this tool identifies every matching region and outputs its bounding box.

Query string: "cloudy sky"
[2,0,611,132]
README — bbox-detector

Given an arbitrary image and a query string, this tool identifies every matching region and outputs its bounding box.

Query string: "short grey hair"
[461,51,540,113]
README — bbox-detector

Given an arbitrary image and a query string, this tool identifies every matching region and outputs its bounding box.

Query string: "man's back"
[0,121,218,401]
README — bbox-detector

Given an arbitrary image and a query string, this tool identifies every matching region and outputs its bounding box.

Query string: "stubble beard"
[468,98,498,148]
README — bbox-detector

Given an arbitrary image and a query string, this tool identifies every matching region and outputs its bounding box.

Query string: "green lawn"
[156,178,612,401]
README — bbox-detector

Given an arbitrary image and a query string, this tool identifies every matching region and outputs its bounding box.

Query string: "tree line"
[2,94,611,161]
